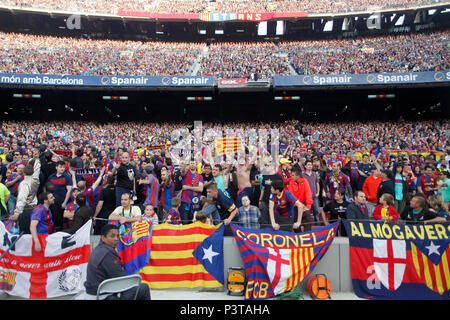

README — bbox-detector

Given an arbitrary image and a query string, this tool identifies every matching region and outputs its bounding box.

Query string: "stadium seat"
[96,274,142,300]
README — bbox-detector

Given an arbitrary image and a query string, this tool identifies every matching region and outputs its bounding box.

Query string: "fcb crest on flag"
[343,220,450,299]
[110,221,152,275]
[231,222,339,300]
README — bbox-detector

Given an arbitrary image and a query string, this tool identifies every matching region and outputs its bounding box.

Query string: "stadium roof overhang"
[0,2,449,22]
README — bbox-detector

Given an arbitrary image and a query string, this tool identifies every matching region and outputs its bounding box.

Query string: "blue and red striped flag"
[2,219,15,232]
[231,222,340,300]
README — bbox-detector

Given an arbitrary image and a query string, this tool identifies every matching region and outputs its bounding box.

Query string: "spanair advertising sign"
[0,73,215,87]
[273,71,450,87]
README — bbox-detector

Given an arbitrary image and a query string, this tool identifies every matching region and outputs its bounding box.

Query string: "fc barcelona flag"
[215,137,243,156]
[343,220,450,299]
[112,221,152,275]
[231,222,339,300]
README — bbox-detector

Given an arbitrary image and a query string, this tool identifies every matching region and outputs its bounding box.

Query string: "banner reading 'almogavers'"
[342,220,450,300]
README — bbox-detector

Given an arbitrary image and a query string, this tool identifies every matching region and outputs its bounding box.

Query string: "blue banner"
[273,70,450,87]
[0,73,215,87]
[342,220,450,300]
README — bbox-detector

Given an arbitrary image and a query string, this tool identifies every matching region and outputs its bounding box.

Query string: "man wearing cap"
[277,158,292,186]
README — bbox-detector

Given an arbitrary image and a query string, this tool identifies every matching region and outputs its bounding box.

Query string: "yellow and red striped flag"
[411,242,450,295]
[215,137,242,156]
[140,222,224,289]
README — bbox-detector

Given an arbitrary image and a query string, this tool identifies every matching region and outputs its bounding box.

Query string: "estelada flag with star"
[231,222,340,300]
[342,220,450,299]
[140,222,224,289]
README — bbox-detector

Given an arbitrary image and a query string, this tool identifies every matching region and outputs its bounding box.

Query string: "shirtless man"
[235,155,253,208]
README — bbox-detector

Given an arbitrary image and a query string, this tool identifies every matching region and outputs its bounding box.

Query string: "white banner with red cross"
[0,220,91,299]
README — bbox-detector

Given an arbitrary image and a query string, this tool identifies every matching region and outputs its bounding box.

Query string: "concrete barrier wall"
[90,235,354,293]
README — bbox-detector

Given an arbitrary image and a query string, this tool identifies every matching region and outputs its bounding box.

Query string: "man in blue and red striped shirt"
[30,192,55,252]
[343,154,360,192]
[140,165,160,208]
[417,165,438,198]
[179,160,204,224]
[269,180,305,232]
[160,169,175,213]
[164,197,182,225]
[324,162,350,202]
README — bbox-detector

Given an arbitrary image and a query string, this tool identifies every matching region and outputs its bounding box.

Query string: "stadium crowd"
[0,30,448,77]
[198,41,291,79]
[0,0,441,15]
[0,119,449,239]
[0,32,203,76]
[281,31,449,75]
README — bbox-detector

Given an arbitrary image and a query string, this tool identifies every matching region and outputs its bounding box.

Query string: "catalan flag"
[215,137,243,156]
[231,222,339,300]
[140,222,224,289]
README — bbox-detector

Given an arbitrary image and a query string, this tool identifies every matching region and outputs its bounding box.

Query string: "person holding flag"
[179,159,204,224]
[268,180,306,232]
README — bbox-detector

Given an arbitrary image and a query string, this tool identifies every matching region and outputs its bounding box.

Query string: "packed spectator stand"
[0,30,448,78]
[0,120,449,236]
